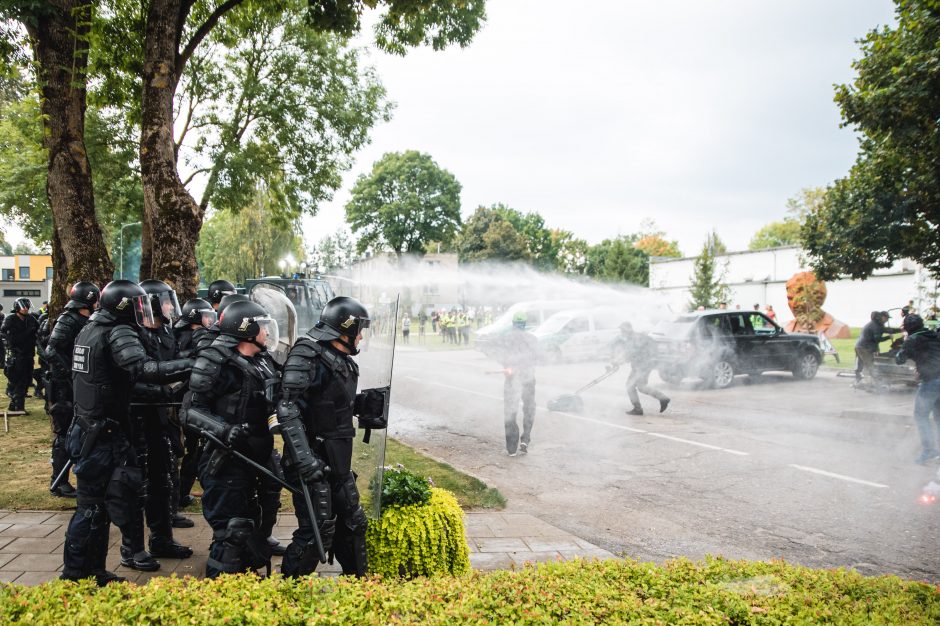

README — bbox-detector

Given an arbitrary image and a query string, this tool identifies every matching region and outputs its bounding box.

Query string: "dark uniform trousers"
[198,451,263,578]
[281,438,367,578]
[62,422,139,577]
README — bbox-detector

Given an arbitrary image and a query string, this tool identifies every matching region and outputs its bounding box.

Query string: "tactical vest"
[174,326,195,354]
[192,337,279,434]
[291,338,359,440]
[72,311,146,423]
[194,326,220,355]
[46,310,88,384]
[139,325,178,360]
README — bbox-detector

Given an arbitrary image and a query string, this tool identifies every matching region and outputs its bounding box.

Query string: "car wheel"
[792,352,819,380]
[707,360,735,389]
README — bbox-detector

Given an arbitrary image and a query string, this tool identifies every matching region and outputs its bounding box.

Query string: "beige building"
[1,255,53,312]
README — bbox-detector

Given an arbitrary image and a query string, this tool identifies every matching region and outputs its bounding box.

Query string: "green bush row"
[2,557,937,625]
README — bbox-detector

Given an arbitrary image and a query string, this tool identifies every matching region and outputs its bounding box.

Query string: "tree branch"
[177,0,246,75]
[182,167,211,188]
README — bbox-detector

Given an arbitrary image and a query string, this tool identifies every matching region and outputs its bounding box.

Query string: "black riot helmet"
[99,280,149,325]
[218,293,249,315]
[65,281,101,311]
[870,311,882,323]
[218,300,279,352]
[902,313,924,335]
[207,280,237,307]
[139,279,182,324]
[12,297,31,314]
[308,296,370,354]
[179,298,217,328]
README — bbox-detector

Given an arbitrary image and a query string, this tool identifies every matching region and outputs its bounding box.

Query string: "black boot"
[149,535,193,559]
[659,398,670,413]
[93,570,128,586]
[50,482,77,498]
[171,513,194,528]
[626,405,643,415]
[119,547,161,572]
[267,536,287,557]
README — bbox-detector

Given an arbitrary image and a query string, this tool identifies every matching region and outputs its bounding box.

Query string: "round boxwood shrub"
[366,467,469,578]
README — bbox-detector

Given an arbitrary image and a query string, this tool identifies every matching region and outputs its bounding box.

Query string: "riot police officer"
[207,279,237,311]
[45,281,100,497]
[34,307,50,399]
[117,279,192,572]
[278,296,387,577]
[182,300,281,578]
[185,292,284,556]
[2,298,39,412]
[61,280,192,586]
[174,298,216,358]
[173,297,217,508]
[193,293,249,355]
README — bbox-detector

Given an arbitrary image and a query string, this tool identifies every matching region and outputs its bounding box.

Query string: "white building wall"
[649,246,923,328]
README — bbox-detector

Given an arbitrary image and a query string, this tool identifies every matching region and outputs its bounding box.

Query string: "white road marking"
[403,375,750,456]
[789,464,889,489]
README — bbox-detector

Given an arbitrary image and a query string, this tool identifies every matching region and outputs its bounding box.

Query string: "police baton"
[199,429,299,495]
[50,458,73,493]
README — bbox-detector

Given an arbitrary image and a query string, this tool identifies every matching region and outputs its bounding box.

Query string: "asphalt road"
[385,345,940,582]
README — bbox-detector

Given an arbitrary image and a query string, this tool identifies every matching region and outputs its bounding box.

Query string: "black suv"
[650,310,823,389]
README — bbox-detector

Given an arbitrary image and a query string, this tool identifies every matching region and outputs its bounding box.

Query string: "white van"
[532,308,634,363]
[474,300,583,356]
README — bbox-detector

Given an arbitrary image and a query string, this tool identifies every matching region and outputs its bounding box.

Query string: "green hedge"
[2,557,937,624]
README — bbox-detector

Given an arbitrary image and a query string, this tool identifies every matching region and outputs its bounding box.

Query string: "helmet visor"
[153,291,182,323]
[132,294,157,327]
[199,309,218,328]
[255,317,279,352]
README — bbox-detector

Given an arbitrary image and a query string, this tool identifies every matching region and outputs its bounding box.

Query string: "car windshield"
[651,316,698,339]
[534,313,575,335]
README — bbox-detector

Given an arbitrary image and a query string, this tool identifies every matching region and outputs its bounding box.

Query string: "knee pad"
[208,517,270,575]
[335,474,362,519]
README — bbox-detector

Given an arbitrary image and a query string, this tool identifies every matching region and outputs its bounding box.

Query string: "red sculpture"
[783,271,850,339]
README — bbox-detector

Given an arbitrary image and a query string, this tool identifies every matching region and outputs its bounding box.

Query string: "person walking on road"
[894,314,940,465]
[611,322,669,416]
[493,312,538,456]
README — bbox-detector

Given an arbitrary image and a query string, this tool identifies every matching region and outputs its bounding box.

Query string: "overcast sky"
[2,1,898,257]
[304,0,898,257]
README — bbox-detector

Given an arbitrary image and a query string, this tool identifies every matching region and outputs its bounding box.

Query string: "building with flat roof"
[0,255,53,312]
[648,246,935,328]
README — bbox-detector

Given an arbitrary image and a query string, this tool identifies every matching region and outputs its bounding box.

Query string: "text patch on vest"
[72,345,90,374]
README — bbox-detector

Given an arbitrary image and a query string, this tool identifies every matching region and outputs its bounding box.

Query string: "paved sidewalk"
[0,509,616,586]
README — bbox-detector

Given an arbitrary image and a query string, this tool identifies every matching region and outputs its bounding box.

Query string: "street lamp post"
[119,222,142,279]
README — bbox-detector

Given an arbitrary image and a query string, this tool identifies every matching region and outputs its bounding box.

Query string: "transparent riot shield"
[248,283,298,365]
[353,293,399,519]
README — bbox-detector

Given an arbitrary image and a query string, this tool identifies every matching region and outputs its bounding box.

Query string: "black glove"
[297,454,327,484]
[354,388,386,420]
[224,423,250,449]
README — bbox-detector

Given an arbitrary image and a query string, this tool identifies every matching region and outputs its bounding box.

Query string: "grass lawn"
[0,370,504,514]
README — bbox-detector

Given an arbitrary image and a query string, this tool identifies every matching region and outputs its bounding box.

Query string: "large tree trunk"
[140,0,202,300]
[27,1,114,318]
